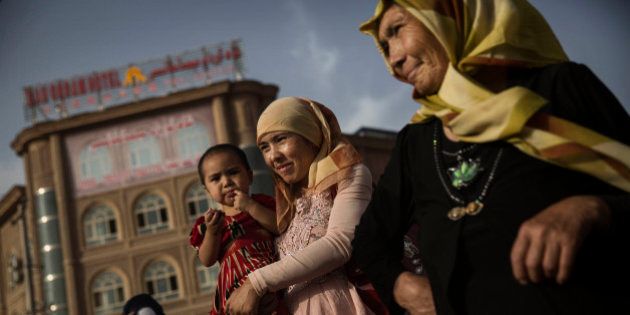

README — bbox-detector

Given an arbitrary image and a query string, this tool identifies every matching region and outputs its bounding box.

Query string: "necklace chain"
[441,144,478,158]
[432,124,503,220]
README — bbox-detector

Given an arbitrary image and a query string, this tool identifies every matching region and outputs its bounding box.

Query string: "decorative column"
[27,136,71,315]
[35,187,68,315]
[211,95,234,144]
[231,92,274,196]
[50,134,79,315]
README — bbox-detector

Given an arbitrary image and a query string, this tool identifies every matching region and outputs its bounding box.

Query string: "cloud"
[289,32,339,88]
[0,157,25,196]
[286,1,339,93]
[343,85,413,133]
[279,0,417,134]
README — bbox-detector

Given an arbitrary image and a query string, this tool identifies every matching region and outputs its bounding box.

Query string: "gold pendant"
[447,206,466,221]
[465,201,483,215]
[447,201,484,221]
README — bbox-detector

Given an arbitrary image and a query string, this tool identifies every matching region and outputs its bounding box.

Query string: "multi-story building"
[0,79,395,315]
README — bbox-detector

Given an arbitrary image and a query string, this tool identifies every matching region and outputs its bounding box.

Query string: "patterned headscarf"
[257,97,362,232]
[361,0,630,192]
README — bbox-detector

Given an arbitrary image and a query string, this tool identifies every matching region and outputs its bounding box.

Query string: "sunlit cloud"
[289,31,339,86]
[285,1,339,93]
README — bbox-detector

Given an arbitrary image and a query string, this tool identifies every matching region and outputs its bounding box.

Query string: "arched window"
[177,123,210,160]
[92,271,125,315]
[80,146,112,181]
[128,136,161,169]
[84,204,118,247]
[134,194,169,235]
[185,182,220,221]
[195,260,219,293]
[144,260,179,302]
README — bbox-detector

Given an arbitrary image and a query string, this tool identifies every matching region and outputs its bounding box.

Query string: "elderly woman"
[352,1,630,314]
[226,97,383,314]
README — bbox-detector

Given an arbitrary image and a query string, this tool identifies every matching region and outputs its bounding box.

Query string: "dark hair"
[197,143,251,186]
[122,293,164,315]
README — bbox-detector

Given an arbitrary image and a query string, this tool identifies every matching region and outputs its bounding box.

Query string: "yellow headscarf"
[361,0,630,192]
[257,97,362,232]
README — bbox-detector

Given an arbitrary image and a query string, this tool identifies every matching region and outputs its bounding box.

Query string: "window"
[92,271,125,315]
[144,261,179,302]
[80,146,112,181]
[128,136,161,169]
[195,260,219,293]
[177,123,210,160]
[84,204,118,246]
[134,194,169,235]
[185,182,219,221]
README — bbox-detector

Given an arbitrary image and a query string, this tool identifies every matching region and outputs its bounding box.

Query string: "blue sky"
[1,0,628,195]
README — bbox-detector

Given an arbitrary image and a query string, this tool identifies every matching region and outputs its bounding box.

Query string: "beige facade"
[1,79,395,314]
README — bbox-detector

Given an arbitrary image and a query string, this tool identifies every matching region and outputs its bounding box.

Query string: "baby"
[189,143,285,314]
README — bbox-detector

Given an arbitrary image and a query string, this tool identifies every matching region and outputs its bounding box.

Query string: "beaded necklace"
[432,124,503,221]
[442,144,478,157]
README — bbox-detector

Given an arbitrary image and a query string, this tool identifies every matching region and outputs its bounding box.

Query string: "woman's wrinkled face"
[378,4,449,96]
[258,131,319,188]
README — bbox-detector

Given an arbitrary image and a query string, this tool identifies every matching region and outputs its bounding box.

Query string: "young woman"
[225,97,384,314]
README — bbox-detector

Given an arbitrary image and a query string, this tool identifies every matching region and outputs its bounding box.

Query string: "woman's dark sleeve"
[546,63,630,144]
[546,63,630,229]
[352,126,415,314]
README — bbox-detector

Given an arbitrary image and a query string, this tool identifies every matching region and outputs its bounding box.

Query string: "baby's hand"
[234,190,254,213]
[204,209,224,235]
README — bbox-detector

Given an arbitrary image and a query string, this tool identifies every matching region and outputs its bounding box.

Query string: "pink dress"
[249,164,378,315]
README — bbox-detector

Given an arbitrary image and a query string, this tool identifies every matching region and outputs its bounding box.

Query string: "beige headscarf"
[257,97,362,232]
[360,0,630,192]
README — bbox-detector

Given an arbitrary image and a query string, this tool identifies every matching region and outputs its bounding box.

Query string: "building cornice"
[11,80,278,155]
[0,185,25,223]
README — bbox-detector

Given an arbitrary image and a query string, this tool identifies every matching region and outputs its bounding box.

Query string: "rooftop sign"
[22,39,244,124]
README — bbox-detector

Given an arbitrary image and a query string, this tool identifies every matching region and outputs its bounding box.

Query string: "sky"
[1,0,628,195]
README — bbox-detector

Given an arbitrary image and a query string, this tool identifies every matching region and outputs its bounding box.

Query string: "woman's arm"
[197,209,224,267]
[510,63,630,285]
[548,63,630,217]
[352,126,416,314]
[247,164,373,295]
[234,191,279,235]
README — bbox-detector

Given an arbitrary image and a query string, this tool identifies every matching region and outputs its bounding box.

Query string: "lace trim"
[275,190,334,294]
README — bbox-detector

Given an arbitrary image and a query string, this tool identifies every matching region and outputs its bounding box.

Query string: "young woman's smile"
[258,131,319,188]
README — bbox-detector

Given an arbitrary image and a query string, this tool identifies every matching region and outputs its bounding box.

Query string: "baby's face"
[201,151,252,207]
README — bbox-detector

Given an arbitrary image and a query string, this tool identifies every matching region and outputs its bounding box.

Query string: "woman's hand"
[510,195,611,285]
[393,271,436,315]
[225,278,261,315]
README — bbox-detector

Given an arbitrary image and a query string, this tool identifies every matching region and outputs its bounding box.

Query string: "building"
[0,185,32,315]
[0,79,396,315]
